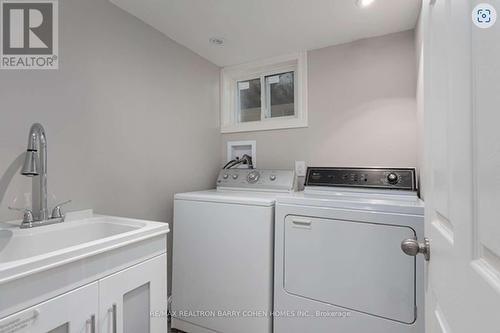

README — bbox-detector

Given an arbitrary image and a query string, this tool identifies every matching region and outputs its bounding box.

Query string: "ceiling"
[110,0,421,67]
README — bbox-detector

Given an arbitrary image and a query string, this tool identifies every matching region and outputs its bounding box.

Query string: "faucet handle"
[51,200,72,219]
[8,206,35,224]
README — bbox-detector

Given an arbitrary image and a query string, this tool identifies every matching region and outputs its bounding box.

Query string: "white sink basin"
[0,210,169,284]
[0,219,141,263]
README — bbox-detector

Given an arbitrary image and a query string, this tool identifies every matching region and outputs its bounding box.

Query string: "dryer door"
[283,215,416,324]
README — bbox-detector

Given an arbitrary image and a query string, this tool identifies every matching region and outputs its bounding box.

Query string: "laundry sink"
[0,218,142,263]
[0,210,169,284]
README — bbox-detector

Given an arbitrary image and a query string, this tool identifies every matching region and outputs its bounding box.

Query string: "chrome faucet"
[9,123,71,228]
[22,123,49,220]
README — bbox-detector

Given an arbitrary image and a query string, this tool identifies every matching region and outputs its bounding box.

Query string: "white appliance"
[274,167,425,333]
[171,169,295,333]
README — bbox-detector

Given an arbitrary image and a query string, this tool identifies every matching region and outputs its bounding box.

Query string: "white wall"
[0,0,221,289]
[222,30,417,176]
[415,6,425,196]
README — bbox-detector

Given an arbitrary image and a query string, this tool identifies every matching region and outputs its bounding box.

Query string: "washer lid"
[175,190,281,207]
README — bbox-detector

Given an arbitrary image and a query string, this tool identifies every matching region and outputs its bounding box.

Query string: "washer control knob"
[223,173,229,179]
[387,172,399,184]
[247,171,261,183]
[270,175,277,181]
[232,174,239,180]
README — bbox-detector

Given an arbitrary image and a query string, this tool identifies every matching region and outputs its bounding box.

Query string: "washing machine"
[171,169,295,333]
[274,167,425,333]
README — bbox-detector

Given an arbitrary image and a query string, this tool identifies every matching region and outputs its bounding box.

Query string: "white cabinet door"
[98,254,167,333]
[0,282,98,333]
[423,0,500,331]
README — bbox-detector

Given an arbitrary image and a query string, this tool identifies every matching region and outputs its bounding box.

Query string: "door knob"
[401,237,430,261]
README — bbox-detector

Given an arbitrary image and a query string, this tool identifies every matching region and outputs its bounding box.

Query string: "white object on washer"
[274,167,425,333]
[171,168,295,333]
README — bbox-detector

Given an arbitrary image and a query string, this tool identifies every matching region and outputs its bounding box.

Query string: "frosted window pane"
[123,283,150,333]
[47,323,69,333]
[265,71,295,118]
[237,78,261,122]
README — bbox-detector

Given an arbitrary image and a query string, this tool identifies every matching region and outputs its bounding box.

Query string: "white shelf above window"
[220,52,308,133]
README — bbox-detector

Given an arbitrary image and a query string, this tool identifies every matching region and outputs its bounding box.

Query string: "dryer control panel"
[217,169,295,192]
[305,167,417,191]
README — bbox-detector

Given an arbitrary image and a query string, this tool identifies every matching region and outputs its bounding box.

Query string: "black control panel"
[305,167,417,191]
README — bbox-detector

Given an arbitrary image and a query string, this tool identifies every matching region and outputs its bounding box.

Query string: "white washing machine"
[274,167,425,333]
[171,169,295,333]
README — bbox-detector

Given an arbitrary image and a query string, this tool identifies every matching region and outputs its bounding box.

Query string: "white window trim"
[220,52,308,133]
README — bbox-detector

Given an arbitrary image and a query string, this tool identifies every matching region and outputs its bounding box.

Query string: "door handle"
[291,218,312,229]
[401,237,430,261]
[108,304,117,333]
[86,314,96,333]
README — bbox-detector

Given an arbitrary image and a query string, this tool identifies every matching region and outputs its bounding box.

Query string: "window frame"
[221,52,308,133]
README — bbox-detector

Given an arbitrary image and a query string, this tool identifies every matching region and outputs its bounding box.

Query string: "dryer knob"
[387,173,399,184]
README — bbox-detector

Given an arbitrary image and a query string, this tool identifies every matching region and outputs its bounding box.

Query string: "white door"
[98,254,168,333]
[0,282,98,333]
[423,0,500,332]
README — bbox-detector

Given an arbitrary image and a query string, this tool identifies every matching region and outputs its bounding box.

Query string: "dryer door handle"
[291,218,312,229]
[401,237,430,261]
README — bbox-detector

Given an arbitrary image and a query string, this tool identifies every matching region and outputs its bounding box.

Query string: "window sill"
[221,117,308,133]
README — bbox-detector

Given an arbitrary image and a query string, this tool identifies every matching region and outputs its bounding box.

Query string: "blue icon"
[477,9,492,23]
[473,3,497,28]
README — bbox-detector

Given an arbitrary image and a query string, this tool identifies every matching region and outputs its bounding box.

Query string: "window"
[238,78,261,122]
[221,52,308,133]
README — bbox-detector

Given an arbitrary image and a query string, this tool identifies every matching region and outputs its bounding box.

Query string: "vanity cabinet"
[0,254,167,333]
[0,282,98,333]
[99,254,167,333]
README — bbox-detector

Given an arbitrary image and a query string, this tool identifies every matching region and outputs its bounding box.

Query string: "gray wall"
[0,0,220,288]
[222,30,417,175]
